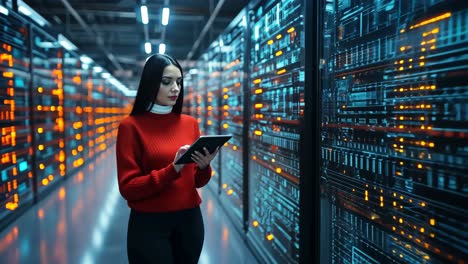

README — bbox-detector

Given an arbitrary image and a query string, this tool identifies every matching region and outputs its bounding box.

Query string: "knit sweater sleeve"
[116,119,179,201]
[192,119,212,188]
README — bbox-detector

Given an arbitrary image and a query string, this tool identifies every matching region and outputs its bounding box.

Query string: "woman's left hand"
[191,147,220,170]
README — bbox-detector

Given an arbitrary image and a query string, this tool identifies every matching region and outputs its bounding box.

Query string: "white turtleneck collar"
[149,103,173,114]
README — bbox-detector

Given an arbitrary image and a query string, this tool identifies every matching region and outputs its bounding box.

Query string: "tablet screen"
[175,135,232,164]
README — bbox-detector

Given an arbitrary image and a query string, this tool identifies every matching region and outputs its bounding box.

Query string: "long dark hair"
[130,54,184,115]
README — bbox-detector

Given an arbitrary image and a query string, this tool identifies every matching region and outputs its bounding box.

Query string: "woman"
[116,53,218,263]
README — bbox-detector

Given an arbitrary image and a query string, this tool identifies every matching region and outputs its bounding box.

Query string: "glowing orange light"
[410,13,451,29]
[277,69,286,75]
[42,178,49,186]
[38,209,44,219]
[3,71,13,78]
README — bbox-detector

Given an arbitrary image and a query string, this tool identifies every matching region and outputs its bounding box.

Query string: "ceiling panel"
[26,0,247,90]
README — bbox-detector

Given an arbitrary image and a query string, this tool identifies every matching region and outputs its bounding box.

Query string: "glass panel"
[218,12,247,226]
[320,0,468,263]
[248,0,304,262]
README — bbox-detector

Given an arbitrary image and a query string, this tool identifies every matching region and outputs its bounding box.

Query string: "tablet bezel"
[174,134,232,165]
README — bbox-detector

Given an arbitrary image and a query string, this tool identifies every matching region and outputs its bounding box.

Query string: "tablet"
[175,134,232,165]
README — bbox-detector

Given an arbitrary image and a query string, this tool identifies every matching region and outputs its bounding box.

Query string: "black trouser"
[127,206,204,264]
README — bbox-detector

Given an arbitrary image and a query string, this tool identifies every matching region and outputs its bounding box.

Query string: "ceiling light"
[140,5,149,24]
[80,55,93,64]
[158,43,166,54]
[145,42,152,54]
[18,0,48,26]
[161,7,170,26]
[101,72,111,79]
[0,5,9,16]
[58,34,77,51]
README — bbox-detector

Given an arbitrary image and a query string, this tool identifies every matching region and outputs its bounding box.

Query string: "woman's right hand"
[173,145,190,172]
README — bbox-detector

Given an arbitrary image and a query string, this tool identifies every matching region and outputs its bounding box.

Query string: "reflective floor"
[0,149,258,264]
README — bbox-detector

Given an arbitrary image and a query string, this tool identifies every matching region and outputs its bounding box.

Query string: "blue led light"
[19,161,28,172]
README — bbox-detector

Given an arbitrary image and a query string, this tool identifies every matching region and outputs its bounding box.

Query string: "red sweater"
[116,111,212,212]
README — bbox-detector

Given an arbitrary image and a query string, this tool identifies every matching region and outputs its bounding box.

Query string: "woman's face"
[155,64,182,106]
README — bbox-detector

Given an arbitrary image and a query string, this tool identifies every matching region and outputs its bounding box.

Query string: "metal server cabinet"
[63,51,86,175]
[195,50,222,193]
[30,26,66,196]
[247,0,305,262]
[0,10,34,228]
[319,0,467,263]
[202,42,223,192]
[218,10,248,231]
[81,63,96,161]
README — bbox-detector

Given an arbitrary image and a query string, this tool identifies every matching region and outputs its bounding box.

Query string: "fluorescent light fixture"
[158,43,166,54]
[80,55,93,64]
[0,5,9,16]
[140,5,149,24]
[18,0,49,27]
[58,34,77,51]
[144,42,152,54]
[101,72,111,79]
[18,6,31,16]
[93,66,103,73]
[161,7,170,26]
[219,39,224,47]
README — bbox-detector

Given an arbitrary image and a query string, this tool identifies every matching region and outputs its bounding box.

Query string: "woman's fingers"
[191,147,222,167]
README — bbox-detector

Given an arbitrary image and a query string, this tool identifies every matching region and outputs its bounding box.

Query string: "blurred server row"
[184,0,304,262]
[184,0,467,263]
[0,7,130,230]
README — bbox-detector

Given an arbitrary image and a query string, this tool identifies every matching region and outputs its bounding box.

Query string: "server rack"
[63,50,86,176]
[0,5,130,231]
[218,10,248,231]
[0,10,34,227]
[203,41,223,193]
[30,25,65,197]
[319,0,468,263]
[246,0,304,262]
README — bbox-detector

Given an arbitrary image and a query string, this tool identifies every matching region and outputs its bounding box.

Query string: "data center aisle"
[0,148,258,264]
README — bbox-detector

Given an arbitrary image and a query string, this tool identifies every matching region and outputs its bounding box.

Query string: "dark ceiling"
[26,0,247,90]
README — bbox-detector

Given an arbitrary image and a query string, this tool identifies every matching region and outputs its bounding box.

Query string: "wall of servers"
[320,0,467,263]
[183,0,304,263]
[0,7,130,230]
[184,0,467,264]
